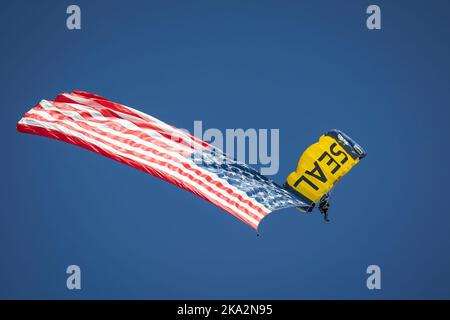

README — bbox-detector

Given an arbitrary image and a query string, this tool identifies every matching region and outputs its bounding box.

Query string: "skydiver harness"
[282,182,331,222]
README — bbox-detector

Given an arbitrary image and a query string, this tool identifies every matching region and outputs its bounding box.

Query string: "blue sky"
[1,0,450,298]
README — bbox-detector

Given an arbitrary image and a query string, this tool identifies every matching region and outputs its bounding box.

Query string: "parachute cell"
[284,130,366,213]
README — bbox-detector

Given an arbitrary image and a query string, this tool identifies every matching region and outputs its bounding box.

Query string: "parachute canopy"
[285,130,366,210]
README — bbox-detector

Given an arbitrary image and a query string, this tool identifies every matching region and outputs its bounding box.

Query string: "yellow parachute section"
[284,130,366,212]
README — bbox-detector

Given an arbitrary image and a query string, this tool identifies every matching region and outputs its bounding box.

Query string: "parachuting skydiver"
[283,129,366,222]
[17,91,366,230]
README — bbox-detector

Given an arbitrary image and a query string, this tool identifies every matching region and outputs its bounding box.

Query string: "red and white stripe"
[17,92,270,229]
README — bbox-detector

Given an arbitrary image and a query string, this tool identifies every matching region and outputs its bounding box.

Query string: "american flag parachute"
[17,91,307,229]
